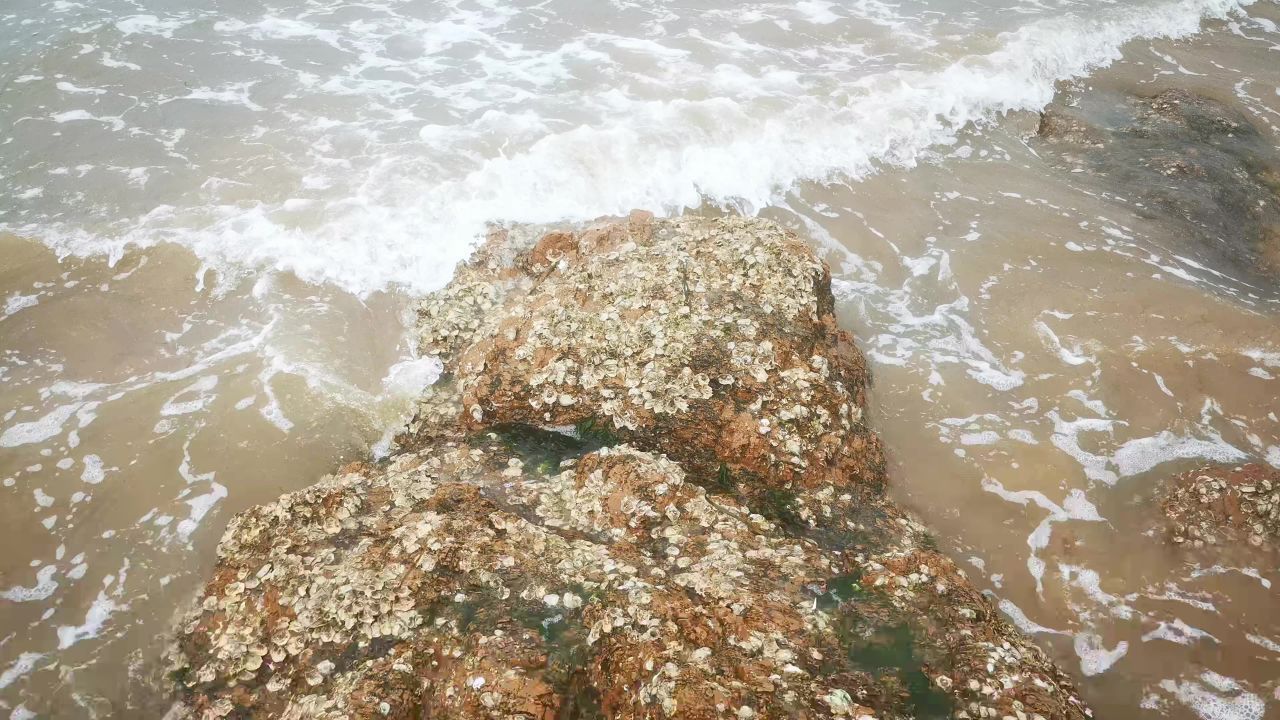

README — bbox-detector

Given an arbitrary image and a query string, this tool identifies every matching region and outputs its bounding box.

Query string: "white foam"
[0,653,43,690]
[160,375,219,416]
[981,479,1106,591]
[178,442,214,484]
[1142,619,1218,645]
[371,356,445,458]
[1190,565,1273,589]
[0,403,82,448]
[213,16,343,47]
[49,110,125,132]
[1245,634,1280,653]
[1074,632,1129,676]
[55,81,107,95]
[1061,490,1104,522]
[3,293,39,317]
[383,357,443,396]
[1159,672,1265,720]
[174,481,227,541]
[160,83,264,112]
[1242,348,1280,367]
[998,598,1068,635]
[80,454,104,484]
[115,14,192,38]
[1061,564,1135,619]
[1007,428,1038,444]
[1065,390,1108,418]
[1,565,59,603]
[1146,585,1218,612]
[15,0,1255,297]
[100,52,141,71]
[1113,431,1248,478]
[256,366,294,432]
[1035,321,1094,366]
[1047,411,1118,485]
[55,591,123,649]
[796,1,840,24]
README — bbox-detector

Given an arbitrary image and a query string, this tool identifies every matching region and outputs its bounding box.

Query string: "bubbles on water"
[0,654,45,691]
[3,293,39,316]
[55,591,123,650]
[1158,672,1266,720]
[0,566,60,603]
[0,404,82,448]
[1073,633,1129,677]
[79,455,104,485]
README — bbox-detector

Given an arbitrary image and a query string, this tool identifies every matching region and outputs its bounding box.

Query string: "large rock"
[455,214,883,496]
[168,216,1091,719]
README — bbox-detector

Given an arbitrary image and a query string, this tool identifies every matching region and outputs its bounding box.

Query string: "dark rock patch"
[1037,88,1280,285]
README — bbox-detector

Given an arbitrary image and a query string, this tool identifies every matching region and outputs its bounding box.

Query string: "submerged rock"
[1157,464,1280,552]
[1037,88,1280,284]
[168,216,1090,719]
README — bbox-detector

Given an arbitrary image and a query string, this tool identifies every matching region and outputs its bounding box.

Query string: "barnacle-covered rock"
[169,213,1092,719]
[448,213,885,497]
[1157,463,1280,553]
[409,226,550,442]
[169,437,1087,719]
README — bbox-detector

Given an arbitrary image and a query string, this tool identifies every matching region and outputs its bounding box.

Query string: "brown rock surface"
[453,213,884,497]
[168,216,1091,719]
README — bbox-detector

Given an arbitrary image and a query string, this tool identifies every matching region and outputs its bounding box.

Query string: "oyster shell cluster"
[1159,463,1280,551]
[168,215,1090,719]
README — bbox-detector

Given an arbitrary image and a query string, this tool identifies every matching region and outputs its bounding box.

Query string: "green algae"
[479,424,599,473]
[572,417,621,448]
[846,623,951,719]
[816,572,868,611]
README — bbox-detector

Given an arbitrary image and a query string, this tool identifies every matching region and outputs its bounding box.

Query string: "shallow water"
[2,0,1280,717]
[0,236,436,715]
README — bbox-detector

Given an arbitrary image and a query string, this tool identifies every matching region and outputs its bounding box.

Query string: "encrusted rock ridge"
[167,214,1092,719]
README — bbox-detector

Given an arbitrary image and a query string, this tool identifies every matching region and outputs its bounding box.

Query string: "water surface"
[2,0,1279,717]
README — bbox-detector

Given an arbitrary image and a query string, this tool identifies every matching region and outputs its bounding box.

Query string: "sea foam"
[8,0,1255,297]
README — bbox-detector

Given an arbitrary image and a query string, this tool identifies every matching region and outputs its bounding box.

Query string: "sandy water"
[3,0,1280,717]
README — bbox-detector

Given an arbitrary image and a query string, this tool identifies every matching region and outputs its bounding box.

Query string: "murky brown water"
[774,23,1280,718]
[4,1,1280,718]
[0,236,433,715]
[807,164,1280,717]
